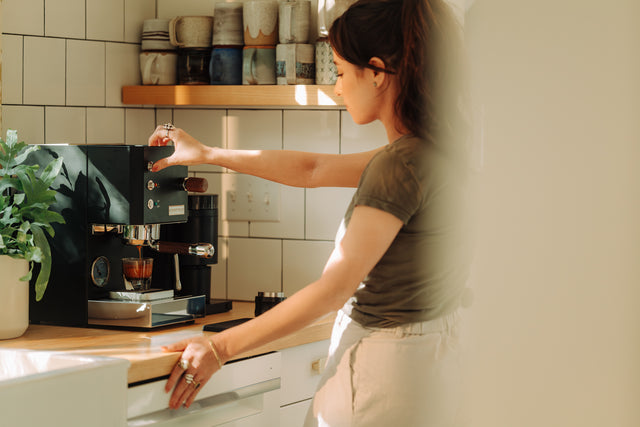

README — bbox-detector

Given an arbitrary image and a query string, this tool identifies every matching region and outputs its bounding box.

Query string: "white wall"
[465,0,640,426]
[0,0,387,302]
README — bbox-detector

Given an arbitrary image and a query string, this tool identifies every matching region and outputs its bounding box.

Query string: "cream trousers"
[304,308,465,427]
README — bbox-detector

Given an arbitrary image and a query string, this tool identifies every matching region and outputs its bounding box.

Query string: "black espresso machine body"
[26,145,207,328]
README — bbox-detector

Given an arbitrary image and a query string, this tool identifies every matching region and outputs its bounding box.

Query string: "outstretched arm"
[162,205,403,409]
[149,125,383,188]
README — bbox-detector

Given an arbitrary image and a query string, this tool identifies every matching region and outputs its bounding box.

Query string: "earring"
[373,81,378,88]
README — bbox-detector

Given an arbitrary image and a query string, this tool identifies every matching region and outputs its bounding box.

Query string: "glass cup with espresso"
[122,257,154,291]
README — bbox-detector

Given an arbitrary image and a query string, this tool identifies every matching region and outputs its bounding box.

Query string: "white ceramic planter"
[0,256,30,340]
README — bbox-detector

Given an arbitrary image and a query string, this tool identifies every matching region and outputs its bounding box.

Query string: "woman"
[150,0,471,424]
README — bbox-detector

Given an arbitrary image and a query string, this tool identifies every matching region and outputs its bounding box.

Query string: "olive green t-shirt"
[341,134,472,328]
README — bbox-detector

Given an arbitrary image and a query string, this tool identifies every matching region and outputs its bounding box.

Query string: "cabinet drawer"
[280,340,329,406]
[127,352,281,425]
[280,399,312,427]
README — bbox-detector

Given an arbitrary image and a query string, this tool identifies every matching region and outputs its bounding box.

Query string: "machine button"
[147,199,154,210]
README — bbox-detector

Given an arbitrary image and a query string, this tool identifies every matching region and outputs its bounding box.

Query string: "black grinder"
[159,194,231,314]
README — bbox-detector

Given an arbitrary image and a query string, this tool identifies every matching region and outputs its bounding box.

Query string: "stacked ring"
[185,373,195,384]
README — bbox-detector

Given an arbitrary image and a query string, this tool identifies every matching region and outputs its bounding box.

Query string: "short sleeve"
[353,149,422,224]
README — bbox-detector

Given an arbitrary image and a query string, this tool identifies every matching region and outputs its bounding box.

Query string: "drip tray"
[88,294,206,329]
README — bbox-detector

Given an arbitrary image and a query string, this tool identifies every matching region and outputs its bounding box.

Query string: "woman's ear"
[368,57,388,88]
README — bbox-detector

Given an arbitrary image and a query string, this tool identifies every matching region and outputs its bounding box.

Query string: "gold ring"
[185,373,195,384]
[178,359,189,370]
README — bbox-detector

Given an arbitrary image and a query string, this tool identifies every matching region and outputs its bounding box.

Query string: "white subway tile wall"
[67,40,106,106]
[1,35,22,104]
[86,0,125,42]
[23,36,66,105]
[45,106,86,144]
[0,1,390,302]
[45,0,85,39]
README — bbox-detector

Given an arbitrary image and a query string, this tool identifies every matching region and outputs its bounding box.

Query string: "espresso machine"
[27,144,217,329]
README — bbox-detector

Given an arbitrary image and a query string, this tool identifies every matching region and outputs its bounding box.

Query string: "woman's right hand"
[148,124,213,172]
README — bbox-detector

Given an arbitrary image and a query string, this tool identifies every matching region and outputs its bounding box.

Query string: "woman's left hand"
[162,336,222,409]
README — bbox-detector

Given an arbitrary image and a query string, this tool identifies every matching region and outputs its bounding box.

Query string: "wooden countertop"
[0,302,335,384]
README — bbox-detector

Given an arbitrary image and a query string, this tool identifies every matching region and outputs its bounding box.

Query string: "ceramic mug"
[210,46,243,85]
[278,0,310,44]
[139,51,178,85]
[243,1,278,46]
[317,0,356,37]
[141,18,173,51]
[243,46,276,85]
[315,38,337,85]
[177,48,211,85]
[212,2,244,46]
[169,16,214,48]
[276,43,315,85]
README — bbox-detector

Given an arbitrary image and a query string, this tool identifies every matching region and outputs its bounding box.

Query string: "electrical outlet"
[225,174,281,222]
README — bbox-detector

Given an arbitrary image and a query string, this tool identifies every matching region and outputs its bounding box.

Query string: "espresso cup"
[315,38,337,85]
[210,46,243,85]
[212,2,244,46]
[243,1,278,46]
[122,257,153,291]
[177,48,212,85]
[243,46,276,85]
[139,51,178,85]
[278,0,310,44]
[169,16,214,48]
[276,43,315,85]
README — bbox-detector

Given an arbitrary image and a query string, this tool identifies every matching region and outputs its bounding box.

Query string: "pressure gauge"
[91,256,110,287]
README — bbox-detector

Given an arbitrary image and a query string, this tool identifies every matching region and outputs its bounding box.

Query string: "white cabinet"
[279,340,330,427]
[127,352,281,426]
[125,339,329,427]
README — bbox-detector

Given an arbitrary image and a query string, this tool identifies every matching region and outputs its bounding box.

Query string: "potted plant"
[0,130,64,339]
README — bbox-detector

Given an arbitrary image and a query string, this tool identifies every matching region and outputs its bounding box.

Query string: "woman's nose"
[334,79,342,97]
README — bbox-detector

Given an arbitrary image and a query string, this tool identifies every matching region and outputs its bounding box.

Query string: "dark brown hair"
[329,0,469,148]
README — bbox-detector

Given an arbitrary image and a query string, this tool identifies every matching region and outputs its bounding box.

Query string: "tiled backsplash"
[1,0,387,301]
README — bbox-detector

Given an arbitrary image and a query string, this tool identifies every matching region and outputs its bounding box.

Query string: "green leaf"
[39,157,63,188]
[31,224,52,301]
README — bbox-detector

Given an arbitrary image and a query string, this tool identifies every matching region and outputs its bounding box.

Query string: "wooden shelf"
[122,85,344,108]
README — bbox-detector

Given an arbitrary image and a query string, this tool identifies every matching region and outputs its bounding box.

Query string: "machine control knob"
[147,199,154,210]
[147,180,157,191]
[182,177,208,193]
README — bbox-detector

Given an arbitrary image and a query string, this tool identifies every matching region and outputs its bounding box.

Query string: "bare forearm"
[207,147,321,187]
[213,276,350,363]
[206,146,383,188]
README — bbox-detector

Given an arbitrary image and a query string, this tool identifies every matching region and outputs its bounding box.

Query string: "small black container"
[255,291,286,317]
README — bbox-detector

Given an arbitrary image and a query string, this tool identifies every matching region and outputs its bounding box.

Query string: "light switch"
[225,174,281,222]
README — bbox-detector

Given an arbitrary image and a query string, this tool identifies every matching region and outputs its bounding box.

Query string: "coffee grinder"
[27,144,214,329]
[158,194,232,315]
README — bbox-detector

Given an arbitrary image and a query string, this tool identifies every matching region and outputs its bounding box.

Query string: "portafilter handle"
[150,241,215,258]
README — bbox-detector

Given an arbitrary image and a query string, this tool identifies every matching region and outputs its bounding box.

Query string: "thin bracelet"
[208,339,223,369]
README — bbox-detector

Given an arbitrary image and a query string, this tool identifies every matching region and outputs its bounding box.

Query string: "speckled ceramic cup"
[169,16,214,48]
[243,0,278,46]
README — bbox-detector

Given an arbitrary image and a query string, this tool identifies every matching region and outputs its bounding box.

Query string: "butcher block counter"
[0,302,335,385]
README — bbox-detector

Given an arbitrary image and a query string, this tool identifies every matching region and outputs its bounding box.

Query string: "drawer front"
[127,352,281,422]
[280,340,329,406]
[280,399,312,427]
